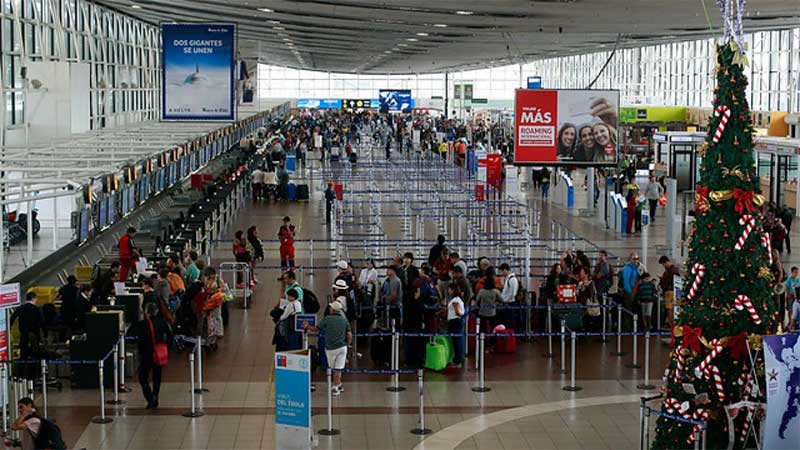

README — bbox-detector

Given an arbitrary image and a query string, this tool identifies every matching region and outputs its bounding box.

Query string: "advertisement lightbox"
[513,89,619,166]
[161,23,236,121]
[378,89,413,112]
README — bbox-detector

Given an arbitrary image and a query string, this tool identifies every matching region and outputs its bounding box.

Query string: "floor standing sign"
[275,350,312,449]
[763,334,800,449]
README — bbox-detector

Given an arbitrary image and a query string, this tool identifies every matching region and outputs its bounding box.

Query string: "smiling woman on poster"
[592,122,617,163]
[572,125,596,162]
[557,123,577,159]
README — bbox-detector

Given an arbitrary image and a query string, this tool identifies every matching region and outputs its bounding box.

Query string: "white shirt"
[263,171,278,185]
[251,169,264,184]
[359,267,378,286]
[279,299,303,321]
[447,296,465,321]
[453,260,468,277]
[501,273,519,303]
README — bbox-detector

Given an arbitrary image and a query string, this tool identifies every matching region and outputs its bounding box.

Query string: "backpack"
[514,279,528,303]
[301,288,320,314]
[32,415,66,450]
[420,279,438,306]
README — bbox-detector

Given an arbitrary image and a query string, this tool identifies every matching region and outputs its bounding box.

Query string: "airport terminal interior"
[0,1,800,449]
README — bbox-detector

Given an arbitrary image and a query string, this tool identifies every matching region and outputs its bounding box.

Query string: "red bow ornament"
[727,331,749,359]
[732,188,755,214]
[682,326,704,354]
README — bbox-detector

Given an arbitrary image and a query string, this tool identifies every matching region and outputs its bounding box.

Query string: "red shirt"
[279,225,294,246]
[433,258,452,281]
[119,235,133,258]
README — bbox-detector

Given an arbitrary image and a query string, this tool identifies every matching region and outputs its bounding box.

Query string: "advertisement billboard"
[161,23,235,121]
[341,99,372,110]
[378,89,413,112]
[296,98,342,109]
[513,89,619,166]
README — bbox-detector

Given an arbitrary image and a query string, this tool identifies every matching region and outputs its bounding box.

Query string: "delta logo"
[277,355,287,367]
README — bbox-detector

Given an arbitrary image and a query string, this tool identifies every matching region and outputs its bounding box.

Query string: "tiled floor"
[29,148,792,449]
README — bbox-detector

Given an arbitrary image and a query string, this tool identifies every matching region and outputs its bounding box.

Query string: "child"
[636,272,658,332]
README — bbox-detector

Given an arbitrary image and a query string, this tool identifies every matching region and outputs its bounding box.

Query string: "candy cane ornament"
[703,364,725,402]
[695,339,724,378]
[688,408,709,444]
[687,263,706,300]
[734,294,762,324]
[664,398,691,416]
[761,233,773,264]
[712,105,731,143]
[735,214,755,250]
[674,349,685,383]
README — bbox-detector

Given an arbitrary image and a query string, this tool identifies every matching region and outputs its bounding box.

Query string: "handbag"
[148,318,169,367]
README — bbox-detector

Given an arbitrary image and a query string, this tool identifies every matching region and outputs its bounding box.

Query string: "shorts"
[325,346,348,370]
[437,279,450,293]
[640,302,654,316]
[664,291,675,309]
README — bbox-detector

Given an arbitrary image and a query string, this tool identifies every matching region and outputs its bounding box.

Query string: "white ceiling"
[97,0,800,74]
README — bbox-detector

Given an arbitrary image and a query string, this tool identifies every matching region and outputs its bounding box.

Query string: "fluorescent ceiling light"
[398,43,408,47]
[268,20,281,24]
[406,38,418,42]
[384,51,392,54]
[273,26,285,30]
[433,24,448,28]
[455,10,473,15]
[257,8,273,12]
[131,4,142,8]
[416,32,429,36]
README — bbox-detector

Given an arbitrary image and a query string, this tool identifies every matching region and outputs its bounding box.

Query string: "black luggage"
[348,153,357,163]
[370,329,391,366]
[296,184,310,201]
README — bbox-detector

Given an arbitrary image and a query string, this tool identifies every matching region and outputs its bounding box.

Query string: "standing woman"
[557,123,577,159]
[278,216,296,270]
[446,283,465,368]
[247,225,264,284]
[135,302,171,409]
[232,230,251,287]
[475,276,503,332]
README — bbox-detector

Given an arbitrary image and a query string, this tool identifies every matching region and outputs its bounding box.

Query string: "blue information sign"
[527,76,542,89]
[275,351,311,449]
[161,23,235,121]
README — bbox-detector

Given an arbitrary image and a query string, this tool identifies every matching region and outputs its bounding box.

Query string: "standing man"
[381,265,403,327]
[499,263,519,328]
[278,216,296,270]
[658,255,680,333]
[304,301,351,396]
[621,253,642,329]
[324,182,336,225]
[428,235,447,267]
[118,227,139,283]
[11,292,43,379]
[644,175,663,223]
[250,166,264,201]
[592,250,613,299]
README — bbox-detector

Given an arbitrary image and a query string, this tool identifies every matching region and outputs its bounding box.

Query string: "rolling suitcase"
[370,329,391,366]
[296,184,309,201]
[425,342,448,371]
[494,328,517,354]
[434,336,453,364]
[467,314,477,355]
[287,183,297,201]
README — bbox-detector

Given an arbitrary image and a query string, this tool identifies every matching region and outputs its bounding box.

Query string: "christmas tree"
[651,13,779,450]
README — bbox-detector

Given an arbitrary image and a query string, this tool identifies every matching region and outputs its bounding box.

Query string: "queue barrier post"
[637,332,656,390]
[91,359,113,424]
[183,353,204,418]
[612,304,627,356]
[40,360,48,418]
[626,315,641,369]
[107,344,125,406]
[471,317,481,371]
[410,369,432,435]
[471,333,490,393]
[563,331,582,392]
[543,305,554,358]
[560,320,567,374]
[119,332,131,393]
[318,368,340,436]
[387,320,404,392]
[194,336,209,393]
[598,294,609,343]
[1,363,7,435]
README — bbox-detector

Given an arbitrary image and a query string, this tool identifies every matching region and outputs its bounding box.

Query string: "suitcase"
[425,343,448,371]
[370,330,391,366]
[494,328,517,354]
[467,314,477,355]
[287,183,297,201]
[348,153,358,163]
[296,184,309,201]
[434,336,453,364]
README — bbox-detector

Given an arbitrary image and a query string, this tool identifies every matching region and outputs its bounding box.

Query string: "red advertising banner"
[486,154,503,188]
[475,185,484,202]
[0,283,20,309]
[513,89,619,166]
[0,329,7,361]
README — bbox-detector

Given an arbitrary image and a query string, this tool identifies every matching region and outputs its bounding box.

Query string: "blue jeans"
[448,318,464,365]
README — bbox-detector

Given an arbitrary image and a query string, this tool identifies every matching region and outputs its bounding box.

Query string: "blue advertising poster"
[764,334,800,449]
[161,23,235,121]
[296,98,342,109]
[527,76,542,89]
[379,89,414,111]
[275,350,311,449]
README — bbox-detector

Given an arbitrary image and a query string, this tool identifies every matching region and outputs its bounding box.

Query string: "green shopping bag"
[425,343,448,371]
[434,336,453,363]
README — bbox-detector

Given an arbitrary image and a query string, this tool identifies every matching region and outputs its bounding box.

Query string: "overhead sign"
[0,283,20,309]
[527,76,542,89]
[296,98,342,109]
[379,89,413,112]
[341,99,372,110]
[275,350,311,449]
[463,84,474,100]
[513,89,619,166]
[763,334,800,449]
[161,23,235,121]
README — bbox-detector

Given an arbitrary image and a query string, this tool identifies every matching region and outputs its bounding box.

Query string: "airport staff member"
[118,227,139,282]
[11,292,43,379]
